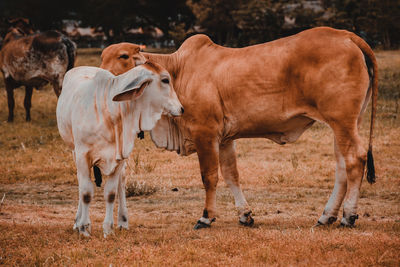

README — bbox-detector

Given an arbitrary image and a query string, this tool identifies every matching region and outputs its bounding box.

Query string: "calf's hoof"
[78,224,91,237]
[340,215,358,228]
[7,117,13,123]
[103,223,114,238]
[118,215,129,230]
[239,211,254,227]
[315,216,337,227]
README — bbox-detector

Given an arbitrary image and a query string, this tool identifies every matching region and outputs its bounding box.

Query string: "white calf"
[56,61,183,237]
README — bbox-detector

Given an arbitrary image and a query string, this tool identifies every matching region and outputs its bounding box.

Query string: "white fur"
[57,65,182,237]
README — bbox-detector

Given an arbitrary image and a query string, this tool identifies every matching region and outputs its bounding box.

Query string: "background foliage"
[0,0,399,48]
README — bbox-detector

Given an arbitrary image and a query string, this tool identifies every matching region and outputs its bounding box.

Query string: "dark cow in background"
[0,18,76,122]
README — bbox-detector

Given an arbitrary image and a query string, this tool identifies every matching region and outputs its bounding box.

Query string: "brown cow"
[0,18,76,122]
[101,27,378,229]
[100,42,146,75]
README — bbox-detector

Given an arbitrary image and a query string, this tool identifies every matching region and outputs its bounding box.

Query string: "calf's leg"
[103,163,123,237]
[75,152,94,236]
[219,141,253,226]
[117,163,129,230]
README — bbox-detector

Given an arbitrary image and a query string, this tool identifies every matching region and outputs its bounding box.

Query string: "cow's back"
[56,67,101,148]
[167,27,369,141]
[0,31,73,86]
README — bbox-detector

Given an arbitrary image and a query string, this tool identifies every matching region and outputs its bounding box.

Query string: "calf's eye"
[119,54,129,59]
[161,78,169,84]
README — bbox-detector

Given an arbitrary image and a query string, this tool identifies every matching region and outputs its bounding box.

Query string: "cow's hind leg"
[193,138,219,229]
[331,124,366,227]
[24,86,33,121]
[317,138,347,225]
[103,164,123,238]
[117,163,129,230]
[75,151,94,236]
[219,141,253,226]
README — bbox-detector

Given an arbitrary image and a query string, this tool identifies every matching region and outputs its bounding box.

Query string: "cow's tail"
[93,165,102,187]
[350,33,378,184]
[61,36,76,71]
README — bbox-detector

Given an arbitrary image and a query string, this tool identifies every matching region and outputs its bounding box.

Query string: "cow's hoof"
[117,215,129,230]
[103,223,114,238]
[315,216,337,227]
[239,211,254,227]
[339,214,358,228]
[78,224,91,237]
[313,221,324,228]
[7,117,13,123]
[193,220,212,230]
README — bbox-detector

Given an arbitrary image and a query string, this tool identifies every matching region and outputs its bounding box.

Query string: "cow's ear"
[112,79,151,102]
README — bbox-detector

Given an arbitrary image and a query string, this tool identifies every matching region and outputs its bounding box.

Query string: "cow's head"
[112,61,183,131]
[100,42,146,75]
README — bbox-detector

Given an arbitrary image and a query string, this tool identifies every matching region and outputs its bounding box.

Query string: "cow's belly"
[233,115,315,144]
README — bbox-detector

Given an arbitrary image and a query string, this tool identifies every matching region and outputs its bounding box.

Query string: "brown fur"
[0,23,76,122]
[100,42,146,75]
[102,27,378,226]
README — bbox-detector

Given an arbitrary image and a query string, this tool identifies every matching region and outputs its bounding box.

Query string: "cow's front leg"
[24,86,33,121]
[103,164,123,238]
[52,81,62,98]
[75,152,94,237]
[5,84,15,122]
[219,141,253,226]
[194,139,219,229]
[117,163,129,230]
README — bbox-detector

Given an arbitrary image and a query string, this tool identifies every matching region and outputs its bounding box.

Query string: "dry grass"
[0,48,399,266]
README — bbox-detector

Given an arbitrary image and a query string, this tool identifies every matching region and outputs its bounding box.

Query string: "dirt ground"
[0,49,399,266]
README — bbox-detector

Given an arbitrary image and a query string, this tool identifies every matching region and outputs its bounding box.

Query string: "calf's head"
[100,42,146,75]
[112,61,183,131]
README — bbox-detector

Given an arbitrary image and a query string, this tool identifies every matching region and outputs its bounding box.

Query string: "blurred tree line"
[0,0,399,49]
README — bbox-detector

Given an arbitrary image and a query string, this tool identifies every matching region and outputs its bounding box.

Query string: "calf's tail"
[93,166,102,187]
[350,33,378,184]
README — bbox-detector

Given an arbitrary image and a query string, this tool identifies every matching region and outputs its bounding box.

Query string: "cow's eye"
[161,78,169,84]
[119,54,129,59]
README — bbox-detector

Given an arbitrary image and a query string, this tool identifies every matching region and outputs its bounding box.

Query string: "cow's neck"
[142,52,181,81]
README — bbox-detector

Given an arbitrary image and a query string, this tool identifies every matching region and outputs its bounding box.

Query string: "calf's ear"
[112,78,151,102]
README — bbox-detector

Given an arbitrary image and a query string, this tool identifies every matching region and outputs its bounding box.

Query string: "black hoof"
[328,216,337,224]
[193,220,211,230]
[339,214,358,228]
[314,221,324,227]
[315,216,337,227]
[239,211,255,227]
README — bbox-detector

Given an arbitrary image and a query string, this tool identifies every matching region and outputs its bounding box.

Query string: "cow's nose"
[181,107,184,114]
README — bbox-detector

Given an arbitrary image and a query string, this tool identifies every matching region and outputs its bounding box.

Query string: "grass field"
[0,48,399,266]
